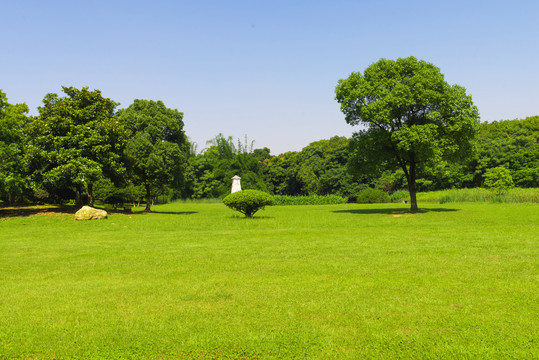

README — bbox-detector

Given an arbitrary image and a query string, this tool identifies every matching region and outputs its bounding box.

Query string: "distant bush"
[390,190,409,203]
[484,167,514,193]
[272,195,347,206]
[356,188,390,204]
[223,190,274,217]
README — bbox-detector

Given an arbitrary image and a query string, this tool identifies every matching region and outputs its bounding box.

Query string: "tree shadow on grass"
[0,205,78,218]
[228,215,274,220]
[149,211,198,215]
[0,205,197,218]
[103,208,197,215]
[332,207,460,215]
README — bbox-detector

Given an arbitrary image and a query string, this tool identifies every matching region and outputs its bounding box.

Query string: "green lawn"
[1,202,537,359]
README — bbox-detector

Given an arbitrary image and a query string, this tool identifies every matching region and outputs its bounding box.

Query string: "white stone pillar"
[231,175,241,193]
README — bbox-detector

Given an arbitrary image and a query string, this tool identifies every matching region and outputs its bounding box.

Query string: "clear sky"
[1,0,538,155]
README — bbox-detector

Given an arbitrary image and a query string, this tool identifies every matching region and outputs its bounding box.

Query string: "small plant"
[356,188,390,204]
[222,190,274,218]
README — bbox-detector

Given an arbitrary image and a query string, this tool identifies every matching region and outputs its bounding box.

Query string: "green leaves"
[391,123,441,165]
[24,87,128,204]
[222,190,274,218]
[484,166,514,192]
[335,57,480,210]
[118,99,188,211]
[0,90,30,203]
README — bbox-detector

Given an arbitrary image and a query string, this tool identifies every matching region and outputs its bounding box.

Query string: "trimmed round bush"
[356,188,390,204]
[222,190,274,218]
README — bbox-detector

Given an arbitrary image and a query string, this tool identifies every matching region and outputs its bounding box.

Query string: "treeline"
[1,87,538,206]
[0,87,188,211]
[185,135,361,199]
[184,116,538,199]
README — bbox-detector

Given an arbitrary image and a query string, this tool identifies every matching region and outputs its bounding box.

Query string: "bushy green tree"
[474,117,539,187]
[117,99,188,211]
[222,190,274,218]
[25,87,128,205]
[356,188,390,204]
[257,136,361,197]
[336,56,480,211]
[484,166,514,192]
[259,151,302,195]
[295,136,360,197]
[0,90,30,203]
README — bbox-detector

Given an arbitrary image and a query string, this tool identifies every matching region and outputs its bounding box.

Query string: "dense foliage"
[222,189,274,217]
[117,99,189,211]
[356,188,390,204]
[0,90,29,203]
[186,135,363,200]
[473,116,538,187]
[25,87,128,206]
[335,57,480,210]
[0,84,536,206]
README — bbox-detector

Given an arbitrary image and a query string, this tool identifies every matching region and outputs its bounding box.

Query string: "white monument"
[231,175,241,193]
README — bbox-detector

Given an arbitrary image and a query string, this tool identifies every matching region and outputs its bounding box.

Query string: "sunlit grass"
[1,202,537,358]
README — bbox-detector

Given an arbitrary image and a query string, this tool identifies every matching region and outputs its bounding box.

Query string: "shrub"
[390,190,409,203]
[356,188,390,204]
[272,195,347,206]
[484,166,514,193]
[222,190,274,218]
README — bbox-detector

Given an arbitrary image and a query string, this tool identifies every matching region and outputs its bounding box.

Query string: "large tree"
[26,87,128,206]
[335,56,479,211]
[0,90,30,203]
[117,99,189,211]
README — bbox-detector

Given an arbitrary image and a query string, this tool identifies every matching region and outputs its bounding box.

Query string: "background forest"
[0,88,538,206]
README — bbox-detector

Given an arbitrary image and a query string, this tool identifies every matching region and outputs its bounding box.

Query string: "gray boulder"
[75,206,108,220]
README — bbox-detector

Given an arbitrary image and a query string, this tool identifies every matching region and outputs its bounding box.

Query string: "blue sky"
[1,0,538,154]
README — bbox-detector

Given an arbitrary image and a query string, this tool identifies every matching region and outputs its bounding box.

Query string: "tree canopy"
[25,87,128,205]
[117,99,189,211]
[0,90,30,203]
[335,56,480,210]
[0,85,536,208]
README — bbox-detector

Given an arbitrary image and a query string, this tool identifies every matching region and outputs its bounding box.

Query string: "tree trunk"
[145,184,152,212]
[88,182,94,207]
[75,184,82,206]
[408,161,418,212]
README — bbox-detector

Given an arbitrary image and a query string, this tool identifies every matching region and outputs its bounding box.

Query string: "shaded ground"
[0,205,79,218]
[0,205,197,218]
[332,207,459,215]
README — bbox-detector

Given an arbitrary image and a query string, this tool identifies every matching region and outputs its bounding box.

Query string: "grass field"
[1,202,538,359]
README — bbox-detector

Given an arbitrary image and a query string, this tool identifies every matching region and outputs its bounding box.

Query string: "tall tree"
[117,99,188,211]
[25,87,128,206]
[0,90,30,203]
[335,56,479,210]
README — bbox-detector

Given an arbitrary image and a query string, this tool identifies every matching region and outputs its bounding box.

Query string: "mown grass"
[0,201,537,359]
